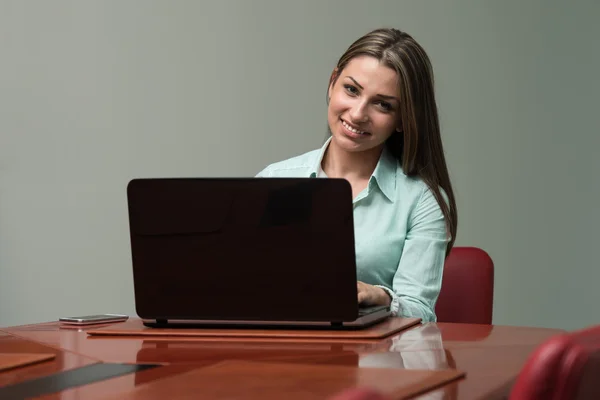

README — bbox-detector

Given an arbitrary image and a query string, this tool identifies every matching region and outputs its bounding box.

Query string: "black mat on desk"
[0,363,159,399]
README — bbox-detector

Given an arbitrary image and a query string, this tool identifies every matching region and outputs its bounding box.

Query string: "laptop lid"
[126,177,360,324]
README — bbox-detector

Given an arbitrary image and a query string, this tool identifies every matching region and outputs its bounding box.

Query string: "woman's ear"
[396,119,403,133]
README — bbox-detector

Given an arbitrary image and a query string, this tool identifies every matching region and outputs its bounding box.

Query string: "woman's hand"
[357,281,392,306]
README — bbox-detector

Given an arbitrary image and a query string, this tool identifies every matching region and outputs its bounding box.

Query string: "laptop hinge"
[156,319,167,325]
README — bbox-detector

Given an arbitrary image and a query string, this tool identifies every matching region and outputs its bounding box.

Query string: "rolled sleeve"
[375,285,401,316]
[390,186,449,322]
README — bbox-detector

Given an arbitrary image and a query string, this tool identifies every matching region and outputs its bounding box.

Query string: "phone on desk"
[59,314,129,325]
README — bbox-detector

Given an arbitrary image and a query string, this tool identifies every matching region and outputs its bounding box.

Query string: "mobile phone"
[59,314,129,325]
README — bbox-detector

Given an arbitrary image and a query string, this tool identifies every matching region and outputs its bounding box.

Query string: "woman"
[256,28,457,322]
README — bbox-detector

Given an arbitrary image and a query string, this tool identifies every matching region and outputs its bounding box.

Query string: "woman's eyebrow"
[346,76,399,102]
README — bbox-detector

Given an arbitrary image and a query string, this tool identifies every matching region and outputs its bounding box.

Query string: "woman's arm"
[381,185,449,322]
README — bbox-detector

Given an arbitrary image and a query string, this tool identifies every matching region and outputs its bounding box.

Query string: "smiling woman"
[256,28,457,323]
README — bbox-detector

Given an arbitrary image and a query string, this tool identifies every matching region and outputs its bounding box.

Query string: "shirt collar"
[309,136,333,178]
[309,136,397,202]
[370,144,397,202]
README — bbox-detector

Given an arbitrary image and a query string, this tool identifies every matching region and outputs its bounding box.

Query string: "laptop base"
[142,307,391,331]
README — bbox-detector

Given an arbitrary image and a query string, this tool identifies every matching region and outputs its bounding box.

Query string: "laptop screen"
[126,178,359,322]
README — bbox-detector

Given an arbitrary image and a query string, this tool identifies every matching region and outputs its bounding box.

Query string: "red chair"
[509,324,600,400]
[435,246,494,324]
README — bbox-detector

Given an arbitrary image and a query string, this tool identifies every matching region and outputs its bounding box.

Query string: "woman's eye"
[377,101,392,112]
[344,85,358,95]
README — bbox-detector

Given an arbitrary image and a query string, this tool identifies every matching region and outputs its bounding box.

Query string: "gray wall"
[1,0,598,329]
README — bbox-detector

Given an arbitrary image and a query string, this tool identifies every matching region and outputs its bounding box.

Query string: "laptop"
[126,177,391,330]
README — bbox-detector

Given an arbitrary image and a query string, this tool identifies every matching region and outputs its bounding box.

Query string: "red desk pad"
[87,317,421,340]
[0,353,56,372]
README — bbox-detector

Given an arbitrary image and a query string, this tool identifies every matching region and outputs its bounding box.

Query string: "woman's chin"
[331,132,383,154]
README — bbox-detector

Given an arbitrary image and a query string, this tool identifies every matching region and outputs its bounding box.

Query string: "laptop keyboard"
[358,305,389,316]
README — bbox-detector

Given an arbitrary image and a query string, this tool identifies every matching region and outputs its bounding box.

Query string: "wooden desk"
[0,318,563,399]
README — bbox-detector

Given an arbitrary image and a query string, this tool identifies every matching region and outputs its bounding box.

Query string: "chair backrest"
[435,246,494,324]
[509,324,600,400]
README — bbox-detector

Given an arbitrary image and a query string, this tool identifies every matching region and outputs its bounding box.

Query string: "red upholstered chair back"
[509,324,600,400]
[435,246,494,324]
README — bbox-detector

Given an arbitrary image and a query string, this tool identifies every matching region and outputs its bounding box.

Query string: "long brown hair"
[329,28,457,254]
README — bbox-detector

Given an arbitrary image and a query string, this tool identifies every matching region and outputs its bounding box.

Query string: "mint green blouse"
[255,137,450,322]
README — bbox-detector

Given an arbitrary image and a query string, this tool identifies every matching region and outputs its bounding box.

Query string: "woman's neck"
[321,138,384,181]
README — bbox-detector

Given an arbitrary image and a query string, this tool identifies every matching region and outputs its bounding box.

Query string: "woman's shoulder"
[393,167,449,212]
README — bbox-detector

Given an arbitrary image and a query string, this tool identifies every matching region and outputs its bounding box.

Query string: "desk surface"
[0,318,563,399]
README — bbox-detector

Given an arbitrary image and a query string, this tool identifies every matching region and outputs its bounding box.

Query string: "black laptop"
[126,177,391,330]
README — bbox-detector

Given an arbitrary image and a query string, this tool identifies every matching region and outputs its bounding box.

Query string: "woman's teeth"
[342,120,366,135]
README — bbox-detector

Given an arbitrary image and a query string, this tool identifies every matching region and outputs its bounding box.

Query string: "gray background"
[1,0,599,329]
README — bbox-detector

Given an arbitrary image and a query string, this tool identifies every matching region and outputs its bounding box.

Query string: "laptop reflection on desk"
[126,178,391,330]
[135,340,362,366]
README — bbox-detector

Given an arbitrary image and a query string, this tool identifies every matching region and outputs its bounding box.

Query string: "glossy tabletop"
[0,318,563,399]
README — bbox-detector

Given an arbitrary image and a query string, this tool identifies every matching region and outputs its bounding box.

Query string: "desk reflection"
[134,340,377,367]
[359,324,455,400]
[129,324,460,399]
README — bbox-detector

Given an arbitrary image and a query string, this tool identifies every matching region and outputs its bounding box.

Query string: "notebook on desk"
[126,177,392,330]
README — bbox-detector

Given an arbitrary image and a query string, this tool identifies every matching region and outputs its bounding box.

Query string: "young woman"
[256,28,457,322]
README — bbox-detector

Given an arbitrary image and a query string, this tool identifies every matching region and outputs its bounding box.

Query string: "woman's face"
[327,55,402,153]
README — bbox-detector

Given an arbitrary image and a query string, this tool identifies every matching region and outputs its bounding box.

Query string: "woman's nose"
[349,103,369,123]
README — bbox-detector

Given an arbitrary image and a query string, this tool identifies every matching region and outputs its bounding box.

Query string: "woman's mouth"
[341,119,369,136]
